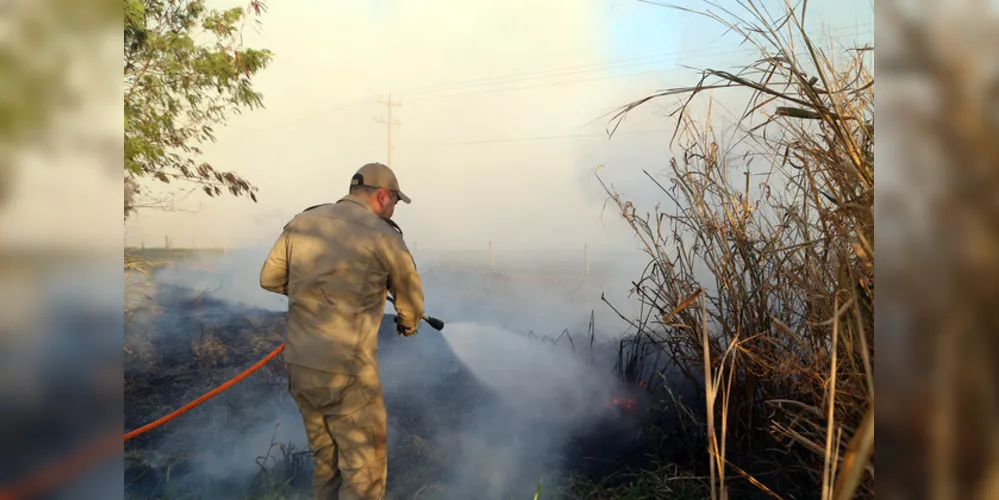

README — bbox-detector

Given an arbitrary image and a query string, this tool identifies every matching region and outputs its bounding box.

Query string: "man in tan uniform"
[259,162,425,500]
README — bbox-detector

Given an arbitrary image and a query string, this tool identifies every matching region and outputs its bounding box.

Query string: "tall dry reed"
[599,2,873,498]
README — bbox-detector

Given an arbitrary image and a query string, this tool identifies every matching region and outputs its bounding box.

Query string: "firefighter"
[259,162,425,499]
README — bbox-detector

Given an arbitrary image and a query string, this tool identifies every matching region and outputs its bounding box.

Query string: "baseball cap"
[350,162,411,203]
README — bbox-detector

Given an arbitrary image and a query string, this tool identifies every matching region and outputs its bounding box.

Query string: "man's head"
[348,162,411,218]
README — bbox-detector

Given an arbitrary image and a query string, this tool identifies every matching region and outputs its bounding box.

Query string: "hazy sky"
[118,0,872,253]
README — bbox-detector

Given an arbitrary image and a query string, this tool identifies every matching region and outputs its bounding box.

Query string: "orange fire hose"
[124,342,286,440]
[0,342,286,500]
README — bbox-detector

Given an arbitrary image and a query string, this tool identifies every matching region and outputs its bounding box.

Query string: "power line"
[213,94,378,143]
[394,22,872,97]
[409,66,691,102]
[222,24,872,172]
[394,128,675,150]
[403,37,871,104]
[391,23,872,99]
[393,44,744,97]
[398,30,872,102]
[272,47,872,167]
[209,24,871,141]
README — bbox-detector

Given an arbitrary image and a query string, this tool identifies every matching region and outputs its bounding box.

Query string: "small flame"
[600,380,647,410]
[602,397,636,410]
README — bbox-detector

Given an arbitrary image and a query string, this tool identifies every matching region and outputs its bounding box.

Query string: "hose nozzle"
[387,295,445,331]
[424,316,445,331]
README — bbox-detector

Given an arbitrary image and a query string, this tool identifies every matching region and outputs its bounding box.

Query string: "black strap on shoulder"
[302,203,331,212]
[381,217,403,236]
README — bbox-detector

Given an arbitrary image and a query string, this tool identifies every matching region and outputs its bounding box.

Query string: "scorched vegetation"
[584,2,874,499]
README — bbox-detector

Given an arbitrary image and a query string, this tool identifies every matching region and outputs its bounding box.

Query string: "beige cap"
[350,162,411,203]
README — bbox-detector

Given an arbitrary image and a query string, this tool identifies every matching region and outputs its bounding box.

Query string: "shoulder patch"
[380,217,404,236]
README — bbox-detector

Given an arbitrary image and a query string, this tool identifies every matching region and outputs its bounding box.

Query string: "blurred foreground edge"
[877,2,999,500]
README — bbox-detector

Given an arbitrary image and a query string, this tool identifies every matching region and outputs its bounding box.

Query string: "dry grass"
[597,2,873,499]
[554,462,710,500]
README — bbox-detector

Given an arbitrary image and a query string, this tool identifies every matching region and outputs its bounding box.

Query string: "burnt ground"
[124,281,504,499]
[123,264,671,499]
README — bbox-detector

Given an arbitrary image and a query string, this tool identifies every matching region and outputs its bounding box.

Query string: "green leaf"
[533,478,543,500]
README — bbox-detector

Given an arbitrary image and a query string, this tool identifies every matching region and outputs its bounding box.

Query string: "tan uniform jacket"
[259,194,425,374]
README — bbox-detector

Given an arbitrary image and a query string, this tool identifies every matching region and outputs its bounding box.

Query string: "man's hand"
[394,316,418,337]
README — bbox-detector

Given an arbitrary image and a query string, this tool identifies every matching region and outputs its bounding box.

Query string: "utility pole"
[375,94,402,168]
